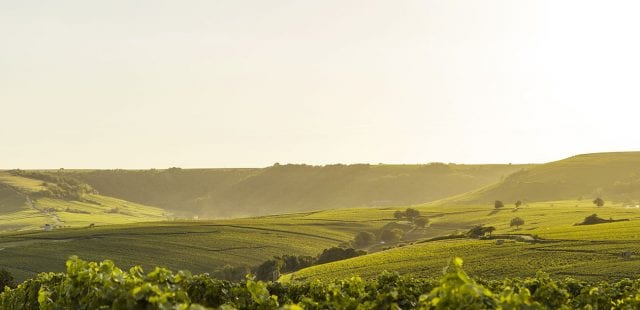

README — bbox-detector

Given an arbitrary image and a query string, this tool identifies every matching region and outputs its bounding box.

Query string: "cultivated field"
[284,200,640,282]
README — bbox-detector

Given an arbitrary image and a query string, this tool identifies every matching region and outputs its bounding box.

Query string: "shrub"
[0,268,15,289]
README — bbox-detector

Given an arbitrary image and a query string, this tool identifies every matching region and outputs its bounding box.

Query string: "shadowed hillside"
[442,152,640,205]
[70,164,529,217]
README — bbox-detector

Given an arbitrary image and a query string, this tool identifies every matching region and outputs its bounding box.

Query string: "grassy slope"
[69,164,529,217]
[0,207,400,282]
[0,172,167,231]
[284,200,640,282]
[441,152,640,205]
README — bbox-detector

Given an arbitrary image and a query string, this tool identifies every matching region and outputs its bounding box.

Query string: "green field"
[0,207,403,282]
[284,200,640,282]
[0,171,167,231]
[4,197,640,284]
[4,152,640,292]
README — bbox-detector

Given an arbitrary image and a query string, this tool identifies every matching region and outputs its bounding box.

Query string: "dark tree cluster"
[9,170,97,201]
[0,268,15,289]
[393,208,421,221]
[353,231,376,247]
[380,228,405,243]
[253,247,365,281]
[466,225,496,238]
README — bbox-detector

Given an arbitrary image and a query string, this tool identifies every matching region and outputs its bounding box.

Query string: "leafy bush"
[8,257,640,309]
[0,269,15,289]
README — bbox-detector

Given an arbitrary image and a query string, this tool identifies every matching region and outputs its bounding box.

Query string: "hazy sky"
[2,1,640,168]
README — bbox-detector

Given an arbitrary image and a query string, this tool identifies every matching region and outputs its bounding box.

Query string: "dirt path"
[26,196,64,227]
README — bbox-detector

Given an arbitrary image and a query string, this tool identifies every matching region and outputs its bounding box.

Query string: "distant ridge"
[68,163,529,218]
[439,151,640,205]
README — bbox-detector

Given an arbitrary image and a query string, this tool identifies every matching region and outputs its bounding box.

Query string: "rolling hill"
[68,163,529,217]
[0,171,167,231]
[0,207,402,282]
[440,152,640,205]
[283,200,640,282]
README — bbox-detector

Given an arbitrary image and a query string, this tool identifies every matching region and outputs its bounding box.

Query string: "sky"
[2,0,640,168]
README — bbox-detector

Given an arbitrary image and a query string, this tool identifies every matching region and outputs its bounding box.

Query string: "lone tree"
[510,217,525,229]
[494,200,505,209]
[515,200,522,208]
[593,197,605,207]
[414,217,429,228]
[485,226,496,237]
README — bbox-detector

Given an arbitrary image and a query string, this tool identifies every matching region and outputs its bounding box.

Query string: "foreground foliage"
[5,257,640,309]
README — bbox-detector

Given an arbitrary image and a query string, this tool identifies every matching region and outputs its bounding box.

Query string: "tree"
[280,254,314,273]
[405,208,420,220]
[254,259,282,281]
[353,231,376,247]
[515,200,522,208]
[316,247,366,265]
[510,217,525,229]
[380,228,404,243]
[494,200,504,209]
[467,225,495,238]
[212,264,250,282]
[393,210,405,220]
[414,217,429,228]
[484,226,496,237]
[0,268,14,288]
[593,197,605,207]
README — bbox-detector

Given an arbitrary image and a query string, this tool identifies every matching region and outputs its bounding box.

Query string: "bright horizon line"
[3,150,639,170]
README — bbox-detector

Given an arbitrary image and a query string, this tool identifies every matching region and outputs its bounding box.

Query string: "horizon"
[3,1,640,168]
[4,150,640,170]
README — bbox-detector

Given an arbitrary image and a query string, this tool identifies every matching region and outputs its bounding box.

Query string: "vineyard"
[4,256,640,309]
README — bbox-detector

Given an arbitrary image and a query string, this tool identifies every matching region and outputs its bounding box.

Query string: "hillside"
[0,207,400,282]
[4,197,640,284]
[0,171,167,231]
[441,152,640,205]
[69,163,529,217]
[284,200,640,282]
